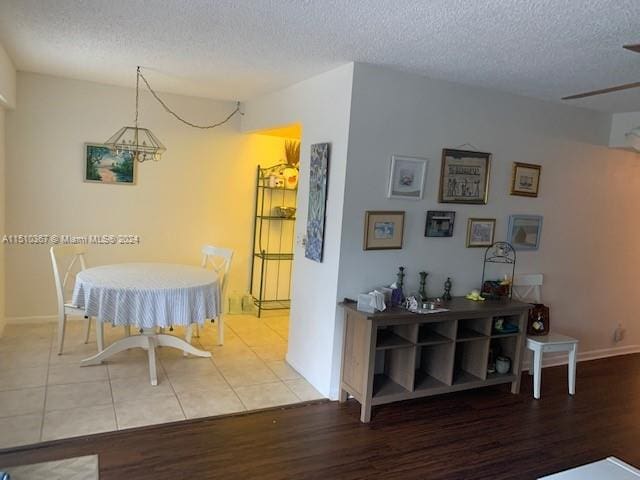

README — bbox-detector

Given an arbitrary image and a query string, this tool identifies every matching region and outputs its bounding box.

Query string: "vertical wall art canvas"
[511,162,541,197]
[84,144,136,185]
[438,148,491,204]
[507,215,543,250]
[387,155,428,200]
[305,143,330,262]
[425,211,456,237]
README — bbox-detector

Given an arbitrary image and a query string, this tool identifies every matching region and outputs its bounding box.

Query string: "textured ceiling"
[0,0,639,112]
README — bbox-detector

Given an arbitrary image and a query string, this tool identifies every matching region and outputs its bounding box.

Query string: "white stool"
[526,333,578,399]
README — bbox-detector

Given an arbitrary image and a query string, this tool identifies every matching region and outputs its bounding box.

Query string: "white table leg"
[568,344,577,395]
[533,347,543,400]
[184,324,194,357]
[96,320,104,352]
[84,317,91,344]
[81,334,150,366]
[146,335,158,386]
[156,333,211,358]
[81,328,211,385]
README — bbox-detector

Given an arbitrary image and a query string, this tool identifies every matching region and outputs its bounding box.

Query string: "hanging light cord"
[136,66,243,130]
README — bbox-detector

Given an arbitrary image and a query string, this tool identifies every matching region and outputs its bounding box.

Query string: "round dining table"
[72,263,220,385]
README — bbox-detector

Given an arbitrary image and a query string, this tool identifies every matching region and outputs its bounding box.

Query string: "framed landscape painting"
[507,215,543,250]
[85,143,136,185]
[438,148,491,204]
[363,211,405,250]
[305,143,330,262]
[387,155,428,200]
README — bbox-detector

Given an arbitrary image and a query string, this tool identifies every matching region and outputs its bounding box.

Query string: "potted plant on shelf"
[283,140,300,189]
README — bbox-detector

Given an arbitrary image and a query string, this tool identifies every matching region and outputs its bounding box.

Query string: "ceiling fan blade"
[623,44,640,53]
[562,81,640,100]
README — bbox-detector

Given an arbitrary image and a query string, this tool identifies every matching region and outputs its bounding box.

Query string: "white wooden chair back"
[513,273,543,304]
[50,245,88,312]
[201,245,233,293]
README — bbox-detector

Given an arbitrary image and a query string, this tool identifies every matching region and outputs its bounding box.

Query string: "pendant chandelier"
[105,66,242,163]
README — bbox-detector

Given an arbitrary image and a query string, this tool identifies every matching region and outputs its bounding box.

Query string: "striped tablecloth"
[71,263,220,328]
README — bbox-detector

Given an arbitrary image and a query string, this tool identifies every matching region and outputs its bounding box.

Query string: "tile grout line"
[160,354,188,421]
[40,323,55,442]
[222,318,300,404]
[105,351,119,431]
[195,331,249,412]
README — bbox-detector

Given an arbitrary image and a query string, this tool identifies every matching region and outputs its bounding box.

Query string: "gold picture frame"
[511,162,541,197]
[363,211,405,250]
[438,148,491,204]
[466,218,496,248]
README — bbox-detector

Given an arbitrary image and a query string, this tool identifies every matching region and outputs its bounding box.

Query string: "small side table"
[526,333,578,399]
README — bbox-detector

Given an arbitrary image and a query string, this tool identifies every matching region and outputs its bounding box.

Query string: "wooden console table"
[339,297,530,422]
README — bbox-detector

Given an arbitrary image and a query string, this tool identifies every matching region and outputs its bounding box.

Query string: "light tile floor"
[0,313,323,449]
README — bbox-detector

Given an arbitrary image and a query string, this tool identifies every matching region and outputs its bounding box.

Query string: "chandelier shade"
[105,66,241,163]
[105,126,166,162]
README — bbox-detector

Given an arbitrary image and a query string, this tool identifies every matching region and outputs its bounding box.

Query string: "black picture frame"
[425,211,455,237]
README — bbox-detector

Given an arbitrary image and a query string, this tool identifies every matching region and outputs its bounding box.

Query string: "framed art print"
[387,155,428,200]
[84,143,136,185]
[363,211,405,250]
[511,162,541,197]
[425,211,455,237]
[507,215,543,250]
[305,143,330,262]
[466,218,496,248]
[438,148,491,204]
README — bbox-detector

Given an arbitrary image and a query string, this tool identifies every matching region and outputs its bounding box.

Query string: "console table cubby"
[339,297,530,422]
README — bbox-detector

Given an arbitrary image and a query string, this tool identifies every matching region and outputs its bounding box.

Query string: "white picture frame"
[387,155,428,200]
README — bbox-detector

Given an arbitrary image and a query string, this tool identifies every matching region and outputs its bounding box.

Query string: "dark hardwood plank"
[1,354,639,479]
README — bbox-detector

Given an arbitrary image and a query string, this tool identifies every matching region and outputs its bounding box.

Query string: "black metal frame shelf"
[250,164,298,317]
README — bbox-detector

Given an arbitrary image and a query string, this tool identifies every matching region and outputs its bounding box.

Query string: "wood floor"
[1,354,639,479]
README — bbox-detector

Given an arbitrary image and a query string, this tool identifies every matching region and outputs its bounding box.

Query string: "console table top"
[341,296,531,320]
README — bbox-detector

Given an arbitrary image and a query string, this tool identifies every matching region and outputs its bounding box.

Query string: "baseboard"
[5,314,58,324]
[521,344,640,370]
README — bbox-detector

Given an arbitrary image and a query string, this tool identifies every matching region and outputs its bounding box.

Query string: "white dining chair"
[185,245,233,348]
[50,245,98,355]
[513,274,578,400]
[51,246,130,355]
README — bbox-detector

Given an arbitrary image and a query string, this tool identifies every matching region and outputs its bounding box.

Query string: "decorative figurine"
[443,277,452,301]
[404,296,419,312]
[418,271,428,302]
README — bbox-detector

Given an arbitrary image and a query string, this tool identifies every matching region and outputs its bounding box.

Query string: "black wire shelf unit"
[250,164,297,317]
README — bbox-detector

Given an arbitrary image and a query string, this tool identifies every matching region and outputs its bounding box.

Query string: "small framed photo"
[387,155,428,200]
[466,218,496,248]
[511,162,541,197]
[507,215,543,250]
[363,211,405,250]
[438,148,491,204]
[85,143,136,185]
[425,211,455,237]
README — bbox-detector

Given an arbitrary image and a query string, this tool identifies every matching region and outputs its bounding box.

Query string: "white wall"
[0,42,15,336]
[0,108,6,336]
[5,72,286,318]
[609,111,640,149]
[242,63,354,398]
[338,63,640,362]
[0,42,16,108]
